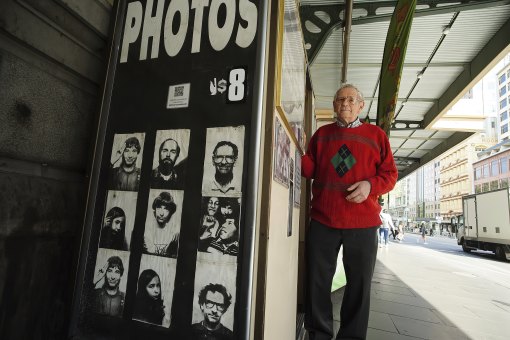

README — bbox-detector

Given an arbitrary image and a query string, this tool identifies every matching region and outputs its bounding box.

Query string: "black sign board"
[70,1,267,338]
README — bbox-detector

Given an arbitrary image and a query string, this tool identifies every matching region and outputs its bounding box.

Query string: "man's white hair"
[334,83,364,102]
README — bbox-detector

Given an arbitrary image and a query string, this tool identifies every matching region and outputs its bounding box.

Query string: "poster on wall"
[71,0,268,338]
[132,254,176,328]
[89,248,130,318]
[273,117,290,187]
[294,150,301,207]
[108,133,145,192]
[288,160,294,237]
[99,190,138,250]
[150,129,190,190]
[202,126,245,197]
[277,0,306,147]
[197,196,242,258]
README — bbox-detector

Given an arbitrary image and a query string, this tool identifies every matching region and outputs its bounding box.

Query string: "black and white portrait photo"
[198,197,241,257]
[273,118,290,187]
[192,262,237,340]
[132,254,176,328]
[108,133,145,191]
[98,190,137,251]
[150,129,190,190]
[90,248,129,318]
[143,189,183,258]
[202,126,245,197]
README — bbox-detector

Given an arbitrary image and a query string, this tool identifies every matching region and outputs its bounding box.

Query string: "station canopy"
[300,0,510,178]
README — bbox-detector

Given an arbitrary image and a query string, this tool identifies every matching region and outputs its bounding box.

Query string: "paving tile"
[367,328,422,340]
[367,310,398,333]
[373,272,400,281]
[371,290,432,309]
[371,282,416,296]
[370,299,442,324]
[390,315,469,340]
[372,277,409,288]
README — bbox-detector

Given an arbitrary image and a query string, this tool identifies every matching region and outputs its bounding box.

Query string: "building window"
[501,86,508,96]
[500,73,507,85]
[475,184,482,193]
[492,160,499,176]
[501,98,508,110]
[502,157,508,173]
[501,110,508,121]
[474,167,481,180]
[500,178,508,189]
[502,124,509,134]
[490,180,499,191]
[483,164,489,178]
[482,182,490,192]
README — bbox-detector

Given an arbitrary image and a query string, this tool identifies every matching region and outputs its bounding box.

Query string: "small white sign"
[167,83,190,109]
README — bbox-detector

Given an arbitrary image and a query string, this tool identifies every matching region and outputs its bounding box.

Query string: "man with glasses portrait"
[191,283,233,340]
[211,141,238,195]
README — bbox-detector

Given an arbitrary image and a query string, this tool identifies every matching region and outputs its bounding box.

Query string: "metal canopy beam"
[398,132,473,179]
[301,0,510,64]
[422,17,510,128]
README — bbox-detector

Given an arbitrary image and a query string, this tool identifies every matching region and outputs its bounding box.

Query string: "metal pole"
[341,0,353,83]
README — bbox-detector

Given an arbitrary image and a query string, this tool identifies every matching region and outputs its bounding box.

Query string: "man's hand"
[345,180,371,203]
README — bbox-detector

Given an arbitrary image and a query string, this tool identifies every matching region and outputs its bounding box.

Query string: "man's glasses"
[334,96,359,104]
[204,299,226,312]
[213,155,236,164]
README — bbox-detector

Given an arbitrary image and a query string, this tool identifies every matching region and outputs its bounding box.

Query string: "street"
[368,232,510,339]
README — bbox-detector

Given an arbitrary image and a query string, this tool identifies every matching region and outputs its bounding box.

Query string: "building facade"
[498,61,510,140]
[439,134,496,220]
[473,140,510,193]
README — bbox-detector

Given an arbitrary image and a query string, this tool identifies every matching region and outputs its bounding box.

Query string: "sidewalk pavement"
[303,233,509,340]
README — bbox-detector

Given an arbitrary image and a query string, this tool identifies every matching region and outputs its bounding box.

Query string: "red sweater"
[302,122,398,229]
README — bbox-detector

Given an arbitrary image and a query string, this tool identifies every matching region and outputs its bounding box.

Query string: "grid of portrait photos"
[193,126,245,337]
[90,129,190,329]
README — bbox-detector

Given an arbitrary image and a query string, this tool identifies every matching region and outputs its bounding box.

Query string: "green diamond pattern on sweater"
[331,144,356,177]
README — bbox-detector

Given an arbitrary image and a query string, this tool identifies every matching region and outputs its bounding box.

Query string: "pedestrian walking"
[379,208,394,247]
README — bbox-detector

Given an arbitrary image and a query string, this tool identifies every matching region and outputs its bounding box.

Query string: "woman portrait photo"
[133,269,165,325]
[99,207,128,251]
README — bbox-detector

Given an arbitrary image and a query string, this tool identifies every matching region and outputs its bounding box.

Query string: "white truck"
[456,188,510,260]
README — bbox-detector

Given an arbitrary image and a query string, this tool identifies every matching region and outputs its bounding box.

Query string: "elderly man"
[302,83,398,340]
[211,141,238,195]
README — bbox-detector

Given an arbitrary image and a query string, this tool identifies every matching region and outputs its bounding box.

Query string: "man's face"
[333,87,365,124]
[201,291,226,326]
[122,146,139,166]
[219,218,237,241]
[146,276,161,300]
[207,197,219,216]
[159,140,179,168]
[111,216,125,233]
[213,145,235,175]
[154,204,171,224]
[106,266,121,289]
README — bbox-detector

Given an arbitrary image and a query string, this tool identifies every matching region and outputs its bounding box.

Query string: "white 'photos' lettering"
[120,0,258,63]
